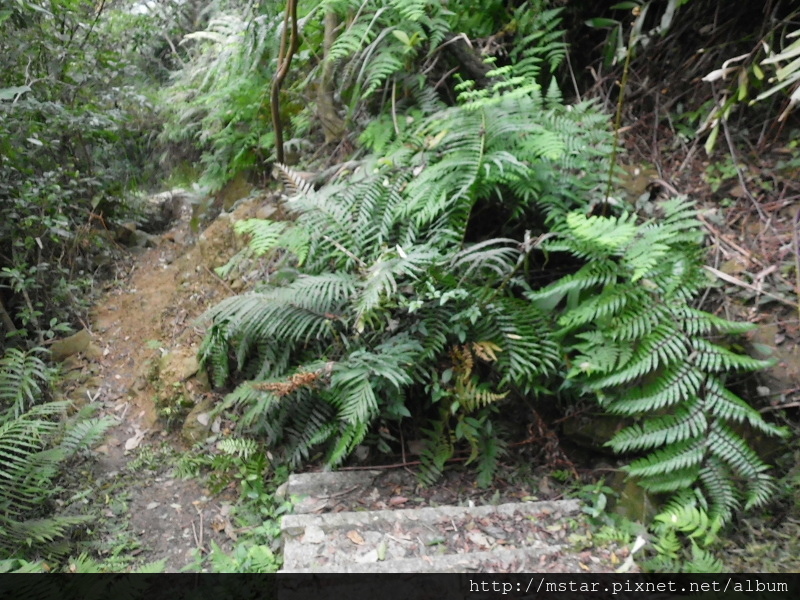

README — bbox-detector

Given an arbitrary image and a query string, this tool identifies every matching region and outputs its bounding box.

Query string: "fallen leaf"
[346,530,365,545]
[124,428,147,451]
[224,521,238,541]
[467,530,491,548]
[388,496,408,506]
[211,516,226,532]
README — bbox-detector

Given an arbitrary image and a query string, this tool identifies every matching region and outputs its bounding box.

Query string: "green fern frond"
[703,376,786,436]
[609,400,707,453]
[59,416,114,456]
[0,348,51,419]
[234,219,287,256]
[603,363,704,413]
[690,338,773,373]
[698,459,739,521]
[526,260,618,310]
[625,439,705,479]
[450,238,520,279]
[217,437,259,459]
[418,419,453,486]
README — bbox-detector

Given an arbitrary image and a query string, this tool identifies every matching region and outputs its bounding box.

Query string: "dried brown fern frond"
[273,162,314,195]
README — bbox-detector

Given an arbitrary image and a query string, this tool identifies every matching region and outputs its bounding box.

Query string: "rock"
[51,328,91,362]
[140,188,195,233]
[133,230,158,248]
[181,396,216,444]
[562,414,623,454]
[158,347,200,382]
[61,355,83,372]
[84,342,104,361]
[114,221,138,246]
[255,204,277,220]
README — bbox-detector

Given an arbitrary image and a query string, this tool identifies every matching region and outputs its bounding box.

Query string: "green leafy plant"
[645,499,724,572]
[159,6,285,191]
[199,36,611,486]
[0,348,113,561]
[195,6,783,576]
[529,198,785,524]
[0,0,162,347]
[697,7,800,151]
[179,440,289,573]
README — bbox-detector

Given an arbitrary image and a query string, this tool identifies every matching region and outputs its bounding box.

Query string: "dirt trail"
[77,196,264,571]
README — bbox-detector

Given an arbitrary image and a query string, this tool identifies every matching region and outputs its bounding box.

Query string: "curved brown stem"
[271,0,299,165]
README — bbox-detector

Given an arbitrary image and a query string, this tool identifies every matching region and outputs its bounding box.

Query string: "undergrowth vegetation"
[0,0,185,570]
[1,0,795,574]
[0,0,170,347]
[191,0,787,571]
[0,348,113,569]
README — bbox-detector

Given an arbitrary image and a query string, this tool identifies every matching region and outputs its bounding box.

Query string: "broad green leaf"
[586,18,620,28]
[610,2,640,9]
[391,30,411,46]
[0,86,31,101]
[704,122,719,155]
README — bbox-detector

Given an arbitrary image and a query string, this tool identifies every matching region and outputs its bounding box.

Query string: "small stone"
[255,205,277,220]
[146,502,160,510]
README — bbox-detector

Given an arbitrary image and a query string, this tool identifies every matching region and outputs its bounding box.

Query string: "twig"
[696,214,763,267]
[795,208,800,323]
[564,46,581,102]
[391,79,400,136]
[603,30,636,206]
[203,265,236,295]
[721,118,767,221]
[703,265,799,309]
[760,401,800,413]
[322,234,366,267]
[270,0,299,164]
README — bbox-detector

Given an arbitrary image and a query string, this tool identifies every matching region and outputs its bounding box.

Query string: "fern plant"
[320,0,450,107]
[528,197,786,523]
[198,3,780,532]
[0,348,113,560]
[645,496,724,573]
[200,58,610,484]
[0,347,52,420]
[160,7,285,191]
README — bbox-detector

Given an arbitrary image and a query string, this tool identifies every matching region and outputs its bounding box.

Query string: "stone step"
[280,493,583,572]
[282,545,576,574]
[278,470,627,573]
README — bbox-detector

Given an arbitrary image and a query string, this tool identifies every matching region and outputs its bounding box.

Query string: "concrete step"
[277,471,615,573]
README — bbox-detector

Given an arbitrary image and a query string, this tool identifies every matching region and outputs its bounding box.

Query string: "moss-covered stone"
[50,328,91,362]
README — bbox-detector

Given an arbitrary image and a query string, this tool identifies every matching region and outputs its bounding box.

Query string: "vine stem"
[271,0,299,165]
